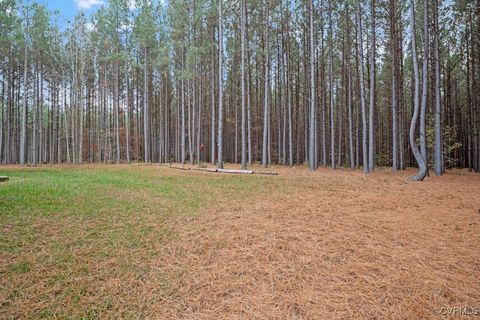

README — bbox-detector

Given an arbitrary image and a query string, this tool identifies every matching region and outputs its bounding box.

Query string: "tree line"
[0,0,479,179]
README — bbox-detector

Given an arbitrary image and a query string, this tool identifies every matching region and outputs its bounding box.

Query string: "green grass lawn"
[2,166,479,319]
[0,165,265,319]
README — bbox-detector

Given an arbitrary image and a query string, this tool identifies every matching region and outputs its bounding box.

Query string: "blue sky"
[43,0,105,25]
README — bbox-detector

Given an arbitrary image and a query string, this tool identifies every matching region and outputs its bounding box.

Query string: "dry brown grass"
[1,164,479,319]
[153,165,480,319]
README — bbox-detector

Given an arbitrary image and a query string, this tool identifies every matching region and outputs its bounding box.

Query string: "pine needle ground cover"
[0,165,479,319]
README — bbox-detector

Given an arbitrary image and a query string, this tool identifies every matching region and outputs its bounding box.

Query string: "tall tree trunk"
[144,46,150,163]
[188,80,193,164]
[217,0,224,169]
[287,32,293,167]
[0,71,4,163]
[20,13,29,165]
[391,0,398,171]
[348,53,354,169]
[197,79,201,162]
[126,73,131,164]
[409,0,427,181]
[181,69,186,164]
[247,52,252,165]
[329,0,335,169]
[241,0,247,169]
[433,0,443,175]
[475,0,480,172]
[397,17,406,170]
[368,0,375,172]
[356,0,368,173]
[309,0,316,170]
[115,57,120,163]
[32,66,37,164]
[210,43,215,164]
[262,14,269,168]
[420,0,428,171]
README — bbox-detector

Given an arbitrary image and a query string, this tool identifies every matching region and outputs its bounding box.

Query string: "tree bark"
[241,0,247,169]
[262,12,269,168]
[356,0,368,173]
[368,0,375,172]
[309,0,316,171]
[144,46,150,163]
[217,0,224,169]
[20,9,29,165]
[390,0,398,171]
[433,0,443,175]
[409,0,427,181]
[420,0,428,171]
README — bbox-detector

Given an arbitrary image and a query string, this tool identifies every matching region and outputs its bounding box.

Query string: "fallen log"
[0,176,9,182]
[211,169,278,175]
[215,168,253,174]
[252,171,278,176]
[165,164,278,175]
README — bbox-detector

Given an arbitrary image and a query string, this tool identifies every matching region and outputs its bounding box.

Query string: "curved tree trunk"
[409,0,427,181]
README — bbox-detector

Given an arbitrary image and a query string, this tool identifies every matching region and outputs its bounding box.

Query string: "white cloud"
[75,0,105,10]
[128,0,138,10]
[86,22,94,31]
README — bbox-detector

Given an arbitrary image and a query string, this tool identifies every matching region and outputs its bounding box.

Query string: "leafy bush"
[425,116,462,169]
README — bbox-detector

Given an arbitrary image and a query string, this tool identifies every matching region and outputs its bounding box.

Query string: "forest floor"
[0,164,479,319]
